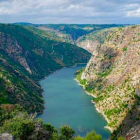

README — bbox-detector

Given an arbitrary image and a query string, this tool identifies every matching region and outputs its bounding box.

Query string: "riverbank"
[75,77,113,133]
[74,78,96,98]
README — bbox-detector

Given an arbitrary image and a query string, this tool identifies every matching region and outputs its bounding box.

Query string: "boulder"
[0,133,13,140]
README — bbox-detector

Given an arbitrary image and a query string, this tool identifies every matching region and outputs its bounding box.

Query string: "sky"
[0,0,140,24]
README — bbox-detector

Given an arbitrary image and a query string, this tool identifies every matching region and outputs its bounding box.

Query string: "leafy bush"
[1,116,34,140]
[117,136,125,140]
[59,125,75,140]
[75,68,87,86]
[75,131,102,140]
[93,96,104,103]
[98,68,113,77]
[122,47,127,52]
[44,123,57,139]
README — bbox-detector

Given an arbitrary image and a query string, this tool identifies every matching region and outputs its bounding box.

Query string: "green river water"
[37,64,110,139]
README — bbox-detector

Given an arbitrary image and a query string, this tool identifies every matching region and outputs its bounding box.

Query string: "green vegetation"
[35,24,123,42]
[75,68,87,86]
[0,104,102,140]
[117,136,125,140]
[134,94,140,101]
[0,60,44,113]
[24,26,65,42]
[79,28,114,46]
[122,47,127,52]
[98,68,113,77]
[1,116,34,139]
[1,23,137,140]
[59,125,75,140]
[93,96,104,103]
[75,25,140,140]
[75,131,102,140]
[0,24,91,112]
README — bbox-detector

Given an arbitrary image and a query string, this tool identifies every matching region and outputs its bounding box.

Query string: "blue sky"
[0,0,140,24]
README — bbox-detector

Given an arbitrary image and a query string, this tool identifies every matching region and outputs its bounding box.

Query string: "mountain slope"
[0,24,91,113]
[33,24,125,44]
[76,25,140,138]
[77,28,115,53]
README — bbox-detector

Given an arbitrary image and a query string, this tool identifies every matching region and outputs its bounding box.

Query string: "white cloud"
[127,8,140,17]
[0,0,140,23]
[126,4,140,17]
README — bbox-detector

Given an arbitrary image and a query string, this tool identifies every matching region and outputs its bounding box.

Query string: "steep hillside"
[24,26,66,43]
[34,24,124,44]
[77,28,116,53]
[0,24,91,113]
[76,25,140,139]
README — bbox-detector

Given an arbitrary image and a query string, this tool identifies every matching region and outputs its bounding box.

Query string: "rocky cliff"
[77,25,140,139]
[77,28,114,53]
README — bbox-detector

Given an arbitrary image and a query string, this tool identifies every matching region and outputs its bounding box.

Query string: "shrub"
[44,123,57,139]
[122,47,127,52]
[59,125,75,140]
[75,131,102,140]
[117,136,125,140]
[1,116,34,140]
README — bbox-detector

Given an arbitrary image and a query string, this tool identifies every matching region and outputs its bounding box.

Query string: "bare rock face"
[0,133,14,140]
[77,40,100,53]
[77,28,113,53]
[81,55,97,80]
[125,124,140,140]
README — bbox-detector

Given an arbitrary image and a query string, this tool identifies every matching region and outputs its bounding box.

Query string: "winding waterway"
[37,64,110,139]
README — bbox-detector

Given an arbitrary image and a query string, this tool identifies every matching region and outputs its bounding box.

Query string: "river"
[36,64,110,139]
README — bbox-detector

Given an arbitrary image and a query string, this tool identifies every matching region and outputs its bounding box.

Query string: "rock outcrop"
[77,28,115,53]
[0,133,14,140]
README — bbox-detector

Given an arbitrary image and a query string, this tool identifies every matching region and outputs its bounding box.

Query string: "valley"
[0,23,140,140]
[0,24,91,113]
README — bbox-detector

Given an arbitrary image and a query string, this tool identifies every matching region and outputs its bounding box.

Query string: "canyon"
[0,23,140,140]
